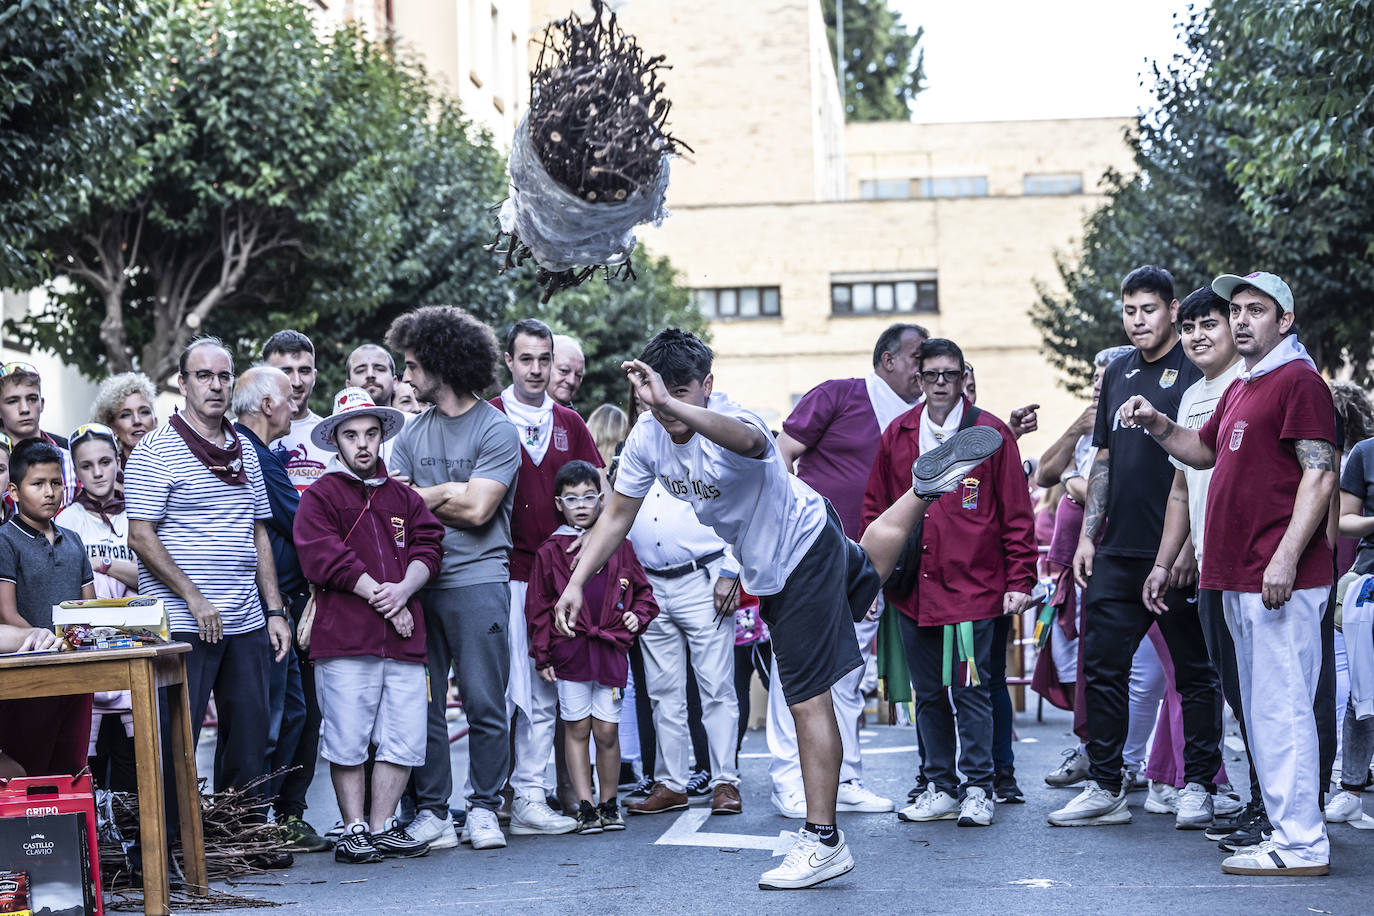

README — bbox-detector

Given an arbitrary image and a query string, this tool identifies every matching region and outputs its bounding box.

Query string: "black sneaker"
[280,814,333,853]
[575,801,604,835]
[628,776,656,799]
[686,769,712,801]
[618,763,640,790]
[912,426,1003,499]
[994,766,1025,804]
[334,824,383,865]
[370,819,430,858]
[597,800,625,831]
[907,772,929,804]
[1216,801,1271,852]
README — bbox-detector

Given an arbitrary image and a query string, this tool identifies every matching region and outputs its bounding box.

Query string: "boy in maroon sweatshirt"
[294,388,445,864]
[526,460,658,834]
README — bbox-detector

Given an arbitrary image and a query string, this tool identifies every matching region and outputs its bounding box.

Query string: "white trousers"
[766,615,878,794]
[1225,587,1330,861]
[505,579,559,797]
[1123,634,1167,771]
[640,563,740,792]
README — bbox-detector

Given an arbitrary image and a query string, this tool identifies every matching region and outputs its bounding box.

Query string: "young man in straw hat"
[295,388,446,864]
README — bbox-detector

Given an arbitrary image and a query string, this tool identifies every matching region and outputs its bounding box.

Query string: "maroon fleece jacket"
[294,460,444,663]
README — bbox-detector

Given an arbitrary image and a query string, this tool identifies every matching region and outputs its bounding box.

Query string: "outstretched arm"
[623,360,767,458]
[1118,395,1216,469]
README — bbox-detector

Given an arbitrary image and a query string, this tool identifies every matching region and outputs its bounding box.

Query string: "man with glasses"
[126,338,294,866]
[490,318,602,836]
[862,338,1038,828]
[0,361,76,505]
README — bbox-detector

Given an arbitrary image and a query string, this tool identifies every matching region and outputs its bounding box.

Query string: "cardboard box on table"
[0,774,102,915]
[51,599,169,650]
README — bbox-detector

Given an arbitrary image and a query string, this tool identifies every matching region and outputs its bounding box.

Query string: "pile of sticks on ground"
[488,0,689,300]
[99,773,288,910]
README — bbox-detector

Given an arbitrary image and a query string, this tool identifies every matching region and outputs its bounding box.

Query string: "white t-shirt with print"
[614,394,826,596]
[271,412,328,493]
[1169,360,1242,564]
[54,502,134,600]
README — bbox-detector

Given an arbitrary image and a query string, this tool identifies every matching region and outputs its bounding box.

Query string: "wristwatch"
[266,608,288,619]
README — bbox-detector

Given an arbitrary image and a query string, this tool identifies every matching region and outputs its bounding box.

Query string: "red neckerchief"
[168,411,248,485]
[75,488,125,534]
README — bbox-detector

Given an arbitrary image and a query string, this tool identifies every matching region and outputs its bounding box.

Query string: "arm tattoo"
[1148,419,1177,442]
[1295,438,1336,472]
[1081,456,1110,539]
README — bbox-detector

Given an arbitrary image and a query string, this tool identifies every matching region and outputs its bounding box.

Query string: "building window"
[1023,173,1084,195]
[916,177,988,199]
[830,274,938,316]
[859,179,911,200]
[694,286,781,320]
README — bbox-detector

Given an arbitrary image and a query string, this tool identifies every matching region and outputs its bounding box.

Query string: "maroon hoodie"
[294,458,445,664]
[526,529,658,687]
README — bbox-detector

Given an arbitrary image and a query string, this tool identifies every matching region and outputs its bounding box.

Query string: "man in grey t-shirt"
[386,307,521,852]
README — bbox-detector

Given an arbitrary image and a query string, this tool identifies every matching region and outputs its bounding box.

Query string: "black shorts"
[758,508,866,706]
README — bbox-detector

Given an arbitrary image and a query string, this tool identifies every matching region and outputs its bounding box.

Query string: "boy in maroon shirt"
[1120,271,1337,877]
[526,460,658,834]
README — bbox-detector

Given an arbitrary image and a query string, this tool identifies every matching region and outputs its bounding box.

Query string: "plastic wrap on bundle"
[498,114,671,274]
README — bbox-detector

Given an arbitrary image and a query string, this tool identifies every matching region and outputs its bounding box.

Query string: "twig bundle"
[489,0,689,300]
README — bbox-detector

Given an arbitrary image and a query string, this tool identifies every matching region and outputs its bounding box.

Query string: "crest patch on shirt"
[1228,420,1247,452]
[391,516,405,547]
[961,477,980,510]
[1159,369,1178,389]
[553,426,569,452]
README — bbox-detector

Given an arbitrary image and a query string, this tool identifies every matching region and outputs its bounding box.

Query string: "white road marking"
[653,807,795,856]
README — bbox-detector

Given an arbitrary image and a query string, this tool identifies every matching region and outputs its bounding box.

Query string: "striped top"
[125,420,271,635]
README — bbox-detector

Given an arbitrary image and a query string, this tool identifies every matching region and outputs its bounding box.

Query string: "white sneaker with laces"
[1144,781,1179,814]
[957,787,994,827]
[463,807,506,850]
[771,788,807,819]
[836,780,894,813]
[898,785,959,822]
[1175,782,1213,829]
[1047,780,1131,826]
[1220,839,1330,876]
[405,810,458,850]
[758,828,855,890]
[1214,783,1243,818]
[1324,790,1363,823]
[510,790,577,835]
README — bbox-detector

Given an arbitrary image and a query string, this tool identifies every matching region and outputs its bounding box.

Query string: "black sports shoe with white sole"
[912,426,1003,499]
[335,824,383,864]
[370,819,430,858]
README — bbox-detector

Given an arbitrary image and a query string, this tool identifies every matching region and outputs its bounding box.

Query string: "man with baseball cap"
[1118,271,1338,876]
[295,388,445,864]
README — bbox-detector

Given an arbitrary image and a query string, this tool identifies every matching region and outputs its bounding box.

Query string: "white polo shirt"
[615,394,825,596]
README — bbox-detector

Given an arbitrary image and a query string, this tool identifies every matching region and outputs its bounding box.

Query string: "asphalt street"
[198,700,1374,916]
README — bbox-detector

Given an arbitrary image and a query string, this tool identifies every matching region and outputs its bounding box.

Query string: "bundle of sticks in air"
[98,774,288,910]
[489,0,689,301]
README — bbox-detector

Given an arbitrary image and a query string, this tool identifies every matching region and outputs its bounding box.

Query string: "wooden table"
[0,642,207,915]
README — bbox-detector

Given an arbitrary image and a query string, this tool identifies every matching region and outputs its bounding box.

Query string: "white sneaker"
[1221,839,1330,876]
[771,788,807,819]
[758,828,854,890]
[510,791,577,835]
[1144,781,1179,814]
[405,810,458,850]
[1123,766,1148,791]
[463,807,506,850]
[957,786,994,827]
[897,785,959,822]
[836,780,894,813]
[1047,780,1131,826]
[1175,782,1213,829]
[1214,783,1243,818]
[1324,790,1363,823]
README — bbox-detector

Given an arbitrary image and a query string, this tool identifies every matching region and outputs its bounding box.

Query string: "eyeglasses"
[0,362,39,380]
[556,493,603,507]
[188,370,234,386]
[70,423,121,454]
[919,369,964,384]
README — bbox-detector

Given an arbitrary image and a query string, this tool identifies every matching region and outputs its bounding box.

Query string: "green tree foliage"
[1033,0,1372,393]
[0,0,156,286]
[821,0,925,121]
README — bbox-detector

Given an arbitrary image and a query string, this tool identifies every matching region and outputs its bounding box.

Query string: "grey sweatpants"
[414,581,512,814]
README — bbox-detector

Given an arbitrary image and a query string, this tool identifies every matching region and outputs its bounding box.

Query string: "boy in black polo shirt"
[0,439,96,776]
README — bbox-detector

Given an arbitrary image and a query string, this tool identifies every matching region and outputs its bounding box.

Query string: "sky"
[886,0,1201,123]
